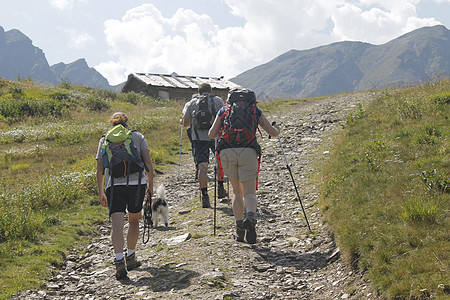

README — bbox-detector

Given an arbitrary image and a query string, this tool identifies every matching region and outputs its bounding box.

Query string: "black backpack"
[192,94,215,130]
[218,88,261,154]
[101,125,149,215]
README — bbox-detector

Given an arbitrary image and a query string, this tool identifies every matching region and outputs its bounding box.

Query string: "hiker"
[180,95,197,179]
[182,83,228,208]
[208,88,280,244]
[96,112,154,279]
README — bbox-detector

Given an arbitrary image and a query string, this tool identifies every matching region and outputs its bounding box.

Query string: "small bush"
[9,85,24,99]
[149,149,166,164]
[54,132,84,146]
[420,169,449,193]
[85,96,110,111]
[401,198,438,224]
[397,98,422,119]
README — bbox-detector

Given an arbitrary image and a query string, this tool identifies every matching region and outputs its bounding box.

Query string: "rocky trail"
[16,92,381,299]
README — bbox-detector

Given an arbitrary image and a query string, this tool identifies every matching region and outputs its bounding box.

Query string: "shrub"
[9,85,24,99]
[397,98,422,119]
[85,96,110,111]
[401,198,438,224]
[420,169,449,193]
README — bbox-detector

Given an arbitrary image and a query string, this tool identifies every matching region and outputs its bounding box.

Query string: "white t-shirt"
[183,93,225,141]
[96,130,149,189]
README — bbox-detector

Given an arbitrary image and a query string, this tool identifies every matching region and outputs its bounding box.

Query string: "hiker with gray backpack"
[182,83,228,208]
[96,112,154,279]
[209,88,280,244]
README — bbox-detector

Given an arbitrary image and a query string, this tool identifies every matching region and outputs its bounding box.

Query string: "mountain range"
[0,25,115,90]
[0,24,449,98]
[231,25,450,99]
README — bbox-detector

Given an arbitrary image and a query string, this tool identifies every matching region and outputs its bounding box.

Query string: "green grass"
[318,80,449,299]
[0,78,188,299]
[1,77,449,299]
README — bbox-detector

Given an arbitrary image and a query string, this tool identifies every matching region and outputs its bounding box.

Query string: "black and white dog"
[150,185,169,228]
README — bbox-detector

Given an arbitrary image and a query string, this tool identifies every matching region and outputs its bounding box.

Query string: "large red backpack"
[218,88,261,153]
[216,88,262,187]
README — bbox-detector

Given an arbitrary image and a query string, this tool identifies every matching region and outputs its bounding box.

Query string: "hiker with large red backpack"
[181,83,228,208]
[209,88,280,244]
[96,112,154,279]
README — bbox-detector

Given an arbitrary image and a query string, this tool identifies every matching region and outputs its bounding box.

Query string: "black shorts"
[193,140,214,165]
[106,184,147,214]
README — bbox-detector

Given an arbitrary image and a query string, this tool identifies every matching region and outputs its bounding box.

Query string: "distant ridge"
[0,25,448,97]
[50,59,110,89]
[0,25,114,90]
[231,25,450,100]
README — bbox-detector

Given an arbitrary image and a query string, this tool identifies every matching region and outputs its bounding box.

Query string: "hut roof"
[128,73,240,90]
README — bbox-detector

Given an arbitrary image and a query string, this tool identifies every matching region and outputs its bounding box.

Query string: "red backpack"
[216,88,262,187]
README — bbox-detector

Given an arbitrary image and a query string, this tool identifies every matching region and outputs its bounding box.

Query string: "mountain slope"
[51,59,110,89]
[231,25,450,99]
[0,26,58,84]
[0,25,112,89]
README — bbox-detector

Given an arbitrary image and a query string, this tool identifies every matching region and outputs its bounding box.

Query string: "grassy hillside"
[318,80,449,299]
[0,78,185,298]
[0,77,448,299]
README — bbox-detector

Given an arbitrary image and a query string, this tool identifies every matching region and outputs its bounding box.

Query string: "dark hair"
[110,112,129,127]
[198,83,212,95]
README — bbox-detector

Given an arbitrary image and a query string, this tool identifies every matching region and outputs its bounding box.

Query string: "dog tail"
[156,184,166,199]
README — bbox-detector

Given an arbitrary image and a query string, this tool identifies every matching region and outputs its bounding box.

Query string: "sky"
[1,0,449,85]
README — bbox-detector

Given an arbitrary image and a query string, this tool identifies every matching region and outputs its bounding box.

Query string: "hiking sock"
[201,188,208,196]
[115,252,124,261]
[126,249,135,257]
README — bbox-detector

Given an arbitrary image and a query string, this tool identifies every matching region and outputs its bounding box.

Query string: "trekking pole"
[142,194,152,244]
[177,124,183,180]
[213,138,217,236]
[271,122,311,231]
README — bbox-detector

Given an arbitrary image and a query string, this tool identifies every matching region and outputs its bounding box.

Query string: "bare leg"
[111,212,125,254]
[198,162,209,189]
[230,179,244,220]
[127,212,140,251]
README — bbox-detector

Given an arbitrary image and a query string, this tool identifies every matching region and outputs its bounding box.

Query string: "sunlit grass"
[0,79,187,298]
[318,79,449,299]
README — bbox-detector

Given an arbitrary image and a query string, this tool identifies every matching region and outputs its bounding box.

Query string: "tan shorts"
[219,148,258,182]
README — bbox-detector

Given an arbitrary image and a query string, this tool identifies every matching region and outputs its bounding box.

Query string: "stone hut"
[121,72,240,101]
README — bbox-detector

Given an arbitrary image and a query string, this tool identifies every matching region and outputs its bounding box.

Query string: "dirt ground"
[15,91,382,300]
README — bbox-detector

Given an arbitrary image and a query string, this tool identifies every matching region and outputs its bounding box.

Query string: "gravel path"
[16,91,382,300]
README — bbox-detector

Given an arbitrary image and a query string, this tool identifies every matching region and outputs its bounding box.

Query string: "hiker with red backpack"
[208,88,279,244]
[182,83,228,208]
[96,112,154,279]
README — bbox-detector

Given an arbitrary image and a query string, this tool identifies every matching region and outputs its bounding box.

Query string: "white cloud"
[68,31,94,49]
[97,1,445,85]
[331,1,441,43]
[49,0,86,10]
[49,0,74,10]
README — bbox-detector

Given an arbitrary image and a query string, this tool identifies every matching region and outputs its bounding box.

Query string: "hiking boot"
[114,258,127,279]
[125,253,142,271]
[218,186,228,199]
[244,213,257,244]
[202,193,211,208]
[236,224,245,242]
